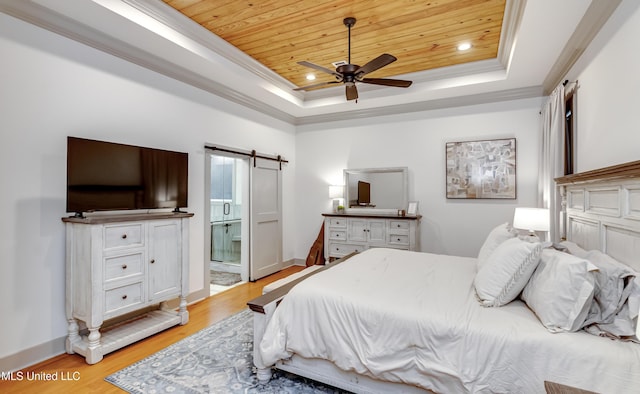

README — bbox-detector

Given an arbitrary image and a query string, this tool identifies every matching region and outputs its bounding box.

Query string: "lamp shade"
[329,185,343,199]
[513,207,550,232]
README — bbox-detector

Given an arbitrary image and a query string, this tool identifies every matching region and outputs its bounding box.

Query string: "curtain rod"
[205,145,289,169]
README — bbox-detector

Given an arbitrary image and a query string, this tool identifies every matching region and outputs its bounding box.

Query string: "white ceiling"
[0,0,621,125]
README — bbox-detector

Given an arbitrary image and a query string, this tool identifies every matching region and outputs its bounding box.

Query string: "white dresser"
[323,213,421,262]
[62,212,193,364]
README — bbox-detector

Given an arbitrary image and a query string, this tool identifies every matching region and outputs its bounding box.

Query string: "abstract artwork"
[446,138,516,199]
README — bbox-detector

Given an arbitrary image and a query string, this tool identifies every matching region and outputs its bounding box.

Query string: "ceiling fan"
[294,17,413,101]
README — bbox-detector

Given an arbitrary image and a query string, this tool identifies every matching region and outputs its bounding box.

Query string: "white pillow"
[559,240,588,258]
[583,249,636,326]
[522,249,597,333]
[474,237,542,307]
[477,222,517,271]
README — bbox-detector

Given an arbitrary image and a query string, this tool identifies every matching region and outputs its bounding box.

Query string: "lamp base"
[518,231,540,243]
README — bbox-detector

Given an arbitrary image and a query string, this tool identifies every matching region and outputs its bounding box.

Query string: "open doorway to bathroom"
[207,152,249,295]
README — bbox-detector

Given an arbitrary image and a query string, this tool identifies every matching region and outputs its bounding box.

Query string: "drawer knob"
[121,234,127,239]
[150,259,155,264]
[397,238,401,241]
[397,224,401,228]
[122,295,127,300]
[122,264,127,270]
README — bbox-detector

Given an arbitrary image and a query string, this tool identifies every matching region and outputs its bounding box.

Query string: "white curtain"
[538,84,565,242]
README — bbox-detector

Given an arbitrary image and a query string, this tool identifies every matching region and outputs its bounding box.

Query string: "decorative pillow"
[521,249,597,333]
[474,237,542,307]
[477,222,517,271]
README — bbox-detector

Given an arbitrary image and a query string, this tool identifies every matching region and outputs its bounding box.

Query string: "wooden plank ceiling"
[163,0,506,90]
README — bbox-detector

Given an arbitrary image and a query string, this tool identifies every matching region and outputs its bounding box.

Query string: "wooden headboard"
[556,160,640,272]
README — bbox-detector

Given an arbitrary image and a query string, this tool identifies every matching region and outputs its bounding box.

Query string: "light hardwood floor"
[1,265,306,394]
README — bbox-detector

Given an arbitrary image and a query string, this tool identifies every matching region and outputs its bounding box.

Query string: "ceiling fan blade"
[355,53,397,76]
[294,81,341,91]
[298,61,342,78]
[345,84,358,101]
[360,78,412,88]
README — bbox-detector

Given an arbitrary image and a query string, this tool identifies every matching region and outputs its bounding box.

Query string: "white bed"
[248,161,640,394]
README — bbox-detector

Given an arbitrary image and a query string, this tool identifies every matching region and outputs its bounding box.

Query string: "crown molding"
[294,86,544,125]
[542,0,622,94]
[498,0,527,71]
[0,0,298,123]
[120,0,303,98]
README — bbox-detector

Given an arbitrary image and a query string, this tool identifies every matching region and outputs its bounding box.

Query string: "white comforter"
[260,248,640,393]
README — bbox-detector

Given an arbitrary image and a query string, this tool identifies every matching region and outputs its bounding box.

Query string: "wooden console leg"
[179,295,189,325]
[85,327,103,364]
[66,318,79,354]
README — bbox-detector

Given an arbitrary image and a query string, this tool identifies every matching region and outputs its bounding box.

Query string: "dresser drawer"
[328,243,365,256]
[328,230,347,241]
[389,220,409,230]
[104,282,143,316]
[388,234,409,246]
[105,252,144,282]
[104,224,144,249]
[328,217,347,228]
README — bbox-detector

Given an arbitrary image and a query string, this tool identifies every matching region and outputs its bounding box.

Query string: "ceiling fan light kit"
[295,17,413,101]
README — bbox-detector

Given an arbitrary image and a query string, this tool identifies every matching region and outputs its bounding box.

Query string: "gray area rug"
[105,309,349,393]
[210,270,242,286]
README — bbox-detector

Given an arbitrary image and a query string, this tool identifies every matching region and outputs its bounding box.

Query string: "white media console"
[62,212,192,364]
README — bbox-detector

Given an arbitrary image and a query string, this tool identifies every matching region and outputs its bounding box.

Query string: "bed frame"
[248,160,640,393]
[556,160,640,272]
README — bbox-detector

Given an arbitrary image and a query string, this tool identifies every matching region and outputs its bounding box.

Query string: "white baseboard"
[0,335,66,372]
[284,258,306,267]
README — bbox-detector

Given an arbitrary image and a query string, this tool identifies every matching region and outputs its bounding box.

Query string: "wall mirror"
[344,167,408,213]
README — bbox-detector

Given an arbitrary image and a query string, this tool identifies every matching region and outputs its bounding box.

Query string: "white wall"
[295,97,543,259]
[0,13,295,367]
[566,0,640,172]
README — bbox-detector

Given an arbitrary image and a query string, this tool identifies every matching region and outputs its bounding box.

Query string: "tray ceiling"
[0,0,622,124]
[163,0,506,90]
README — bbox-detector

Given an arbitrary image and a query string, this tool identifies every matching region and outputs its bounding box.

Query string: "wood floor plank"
[0,265,306,393]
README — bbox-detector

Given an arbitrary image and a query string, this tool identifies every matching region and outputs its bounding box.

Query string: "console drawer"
[104,282,143,316]
[388,234,409,246]
[328,243,365,256]
[328,230,347,241]
[104,224,143,249]
[328,217,347,228]
[105,252,144,282]
[389,220,409,230]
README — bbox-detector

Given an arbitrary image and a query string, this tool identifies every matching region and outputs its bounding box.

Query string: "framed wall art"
[446,138,516,199]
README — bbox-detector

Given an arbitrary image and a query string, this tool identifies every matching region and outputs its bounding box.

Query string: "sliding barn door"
[250,158,283,281]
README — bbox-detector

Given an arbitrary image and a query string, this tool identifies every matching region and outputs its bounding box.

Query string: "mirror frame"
[343,167,408,214]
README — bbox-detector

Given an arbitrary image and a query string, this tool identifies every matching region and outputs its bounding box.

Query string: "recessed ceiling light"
[306,74,316,81]
[457,43,472,51]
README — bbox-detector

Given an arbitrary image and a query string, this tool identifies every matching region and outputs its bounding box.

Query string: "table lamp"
[329,185,344,213]
[513,207,550,241]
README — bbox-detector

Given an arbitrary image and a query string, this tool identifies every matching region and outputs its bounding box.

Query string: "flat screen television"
[357,180,371,205]
[66,137,188,216]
